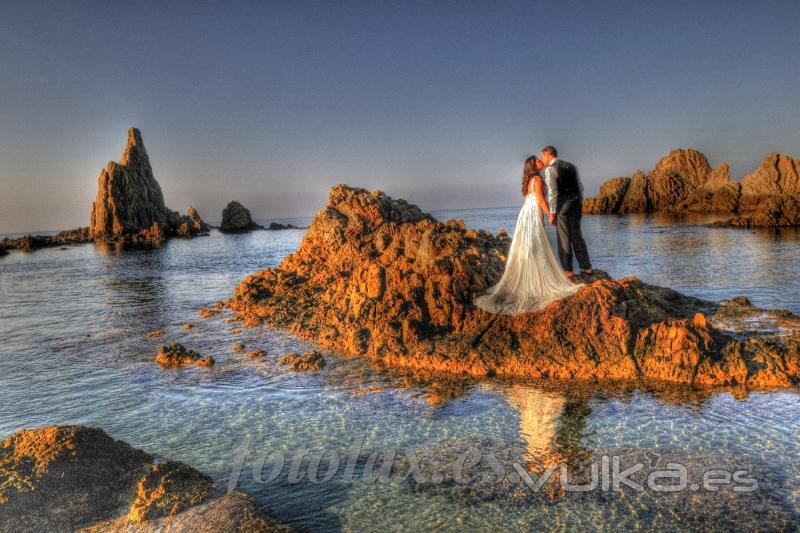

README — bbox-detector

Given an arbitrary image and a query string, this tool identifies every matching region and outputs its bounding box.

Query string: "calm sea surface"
[2,209,800,531]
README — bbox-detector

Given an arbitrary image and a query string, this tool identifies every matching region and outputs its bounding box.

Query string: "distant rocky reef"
[219,200,301,232]
[89,128,210,242]
[584,149,800,227]
[231,185,800,389]
[0,227,91,253]
[0,425,291,532]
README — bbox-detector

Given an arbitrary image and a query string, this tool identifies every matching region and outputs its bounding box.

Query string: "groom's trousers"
[556,196,592,273]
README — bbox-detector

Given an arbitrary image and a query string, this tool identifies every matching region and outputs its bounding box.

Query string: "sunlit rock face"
[89,128,209,242]
[231,184,800,389]
[584,149,800,226]
[727,152,800,227]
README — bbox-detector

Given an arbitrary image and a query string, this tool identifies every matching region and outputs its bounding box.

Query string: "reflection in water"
[505,385,593,472]
[505,385,565,464]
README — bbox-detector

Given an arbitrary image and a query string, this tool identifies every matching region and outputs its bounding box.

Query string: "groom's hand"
[548,214,556,226]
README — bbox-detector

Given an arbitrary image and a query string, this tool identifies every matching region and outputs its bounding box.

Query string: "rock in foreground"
[584,149,800,227]
[0,425,289,532]
[155,343,215,368]
[220,201,264,232]
[89,128,210,242]
[231,185,800,389]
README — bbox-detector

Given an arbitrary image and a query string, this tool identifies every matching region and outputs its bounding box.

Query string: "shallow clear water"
[2,210,800,531]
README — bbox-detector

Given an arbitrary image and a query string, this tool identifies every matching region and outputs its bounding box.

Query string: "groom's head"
[539,146,558,165]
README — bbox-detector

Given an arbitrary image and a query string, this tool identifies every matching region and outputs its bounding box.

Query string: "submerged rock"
[220,201,264,232]
[155,343,214,368]
[279,350,326,371]
[0,425,289,532]
[231,185,800,389]
[89,128,210,242]
[197,307,220,318]
[85,491,293,532]
[584,149,800,226]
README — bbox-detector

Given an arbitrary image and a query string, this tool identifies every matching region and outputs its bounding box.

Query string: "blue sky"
[1,0,799,232]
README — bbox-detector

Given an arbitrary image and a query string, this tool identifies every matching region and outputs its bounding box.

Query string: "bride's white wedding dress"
[475,186,581,315]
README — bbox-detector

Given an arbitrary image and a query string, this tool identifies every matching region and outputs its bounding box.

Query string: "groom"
[539,146,593,279]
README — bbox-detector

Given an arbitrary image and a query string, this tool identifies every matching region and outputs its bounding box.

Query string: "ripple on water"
[2,216,800,531]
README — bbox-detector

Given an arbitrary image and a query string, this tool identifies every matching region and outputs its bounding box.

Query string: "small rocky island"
[231,185,800,389]
[1,128,210,253]
[0,425,290,532]
[584,148,800,227]
[89,128,210,242]
[219,200,301,232]
[220,200,265,231]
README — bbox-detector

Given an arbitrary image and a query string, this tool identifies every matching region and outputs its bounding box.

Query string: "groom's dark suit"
[544,159,592,273]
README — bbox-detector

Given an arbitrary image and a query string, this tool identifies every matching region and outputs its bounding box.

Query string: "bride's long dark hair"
[521,155,539,196]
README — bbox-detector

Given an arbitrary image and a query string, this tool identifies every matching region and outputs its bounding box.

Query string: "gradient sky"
[2,0,799,233]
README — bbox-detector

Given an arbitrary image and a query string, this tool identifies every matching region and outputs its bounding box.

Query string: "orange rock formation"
[89,128,210,242]
[584,149,800,227]
[230,185,800,389]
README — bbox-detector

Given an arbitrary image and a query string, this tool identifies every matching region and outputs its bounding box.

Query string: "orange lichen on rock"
[126,461,213,522]
[230,185,800,389]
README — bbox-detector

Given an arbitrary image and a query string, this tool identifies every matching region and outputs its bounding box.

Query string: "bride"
[475,156,581,315]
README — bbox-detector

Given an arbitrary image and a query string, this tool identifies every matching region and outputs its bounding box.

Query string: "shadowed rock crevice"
[230,185,800,389]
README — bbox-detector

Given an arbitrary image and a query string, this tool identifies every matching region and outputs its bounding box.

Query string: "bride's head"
[521,156,541,196]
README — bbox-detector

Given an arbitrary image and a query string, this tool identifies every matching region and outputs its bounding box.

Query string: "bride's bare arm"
[533,176,552,216]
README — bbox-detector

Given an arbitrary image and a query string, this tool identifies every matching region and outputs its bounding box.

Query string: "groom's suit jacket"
[542,159,584,214]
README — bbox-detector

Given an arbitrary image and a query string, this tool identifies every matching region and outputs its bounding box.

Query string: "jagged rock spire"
[89,128,208,241]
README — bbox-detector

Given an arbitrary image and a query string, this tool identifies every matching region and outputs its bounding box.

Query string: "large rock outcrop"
[0,425,290,532]
[584,149,800,226]
[89,128,210,242]
[230,185,800,389]
[219,201,264,232]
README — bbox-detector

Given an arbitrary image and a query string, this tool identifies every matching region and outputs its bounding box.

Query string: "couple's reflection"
[504,384,592,471]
